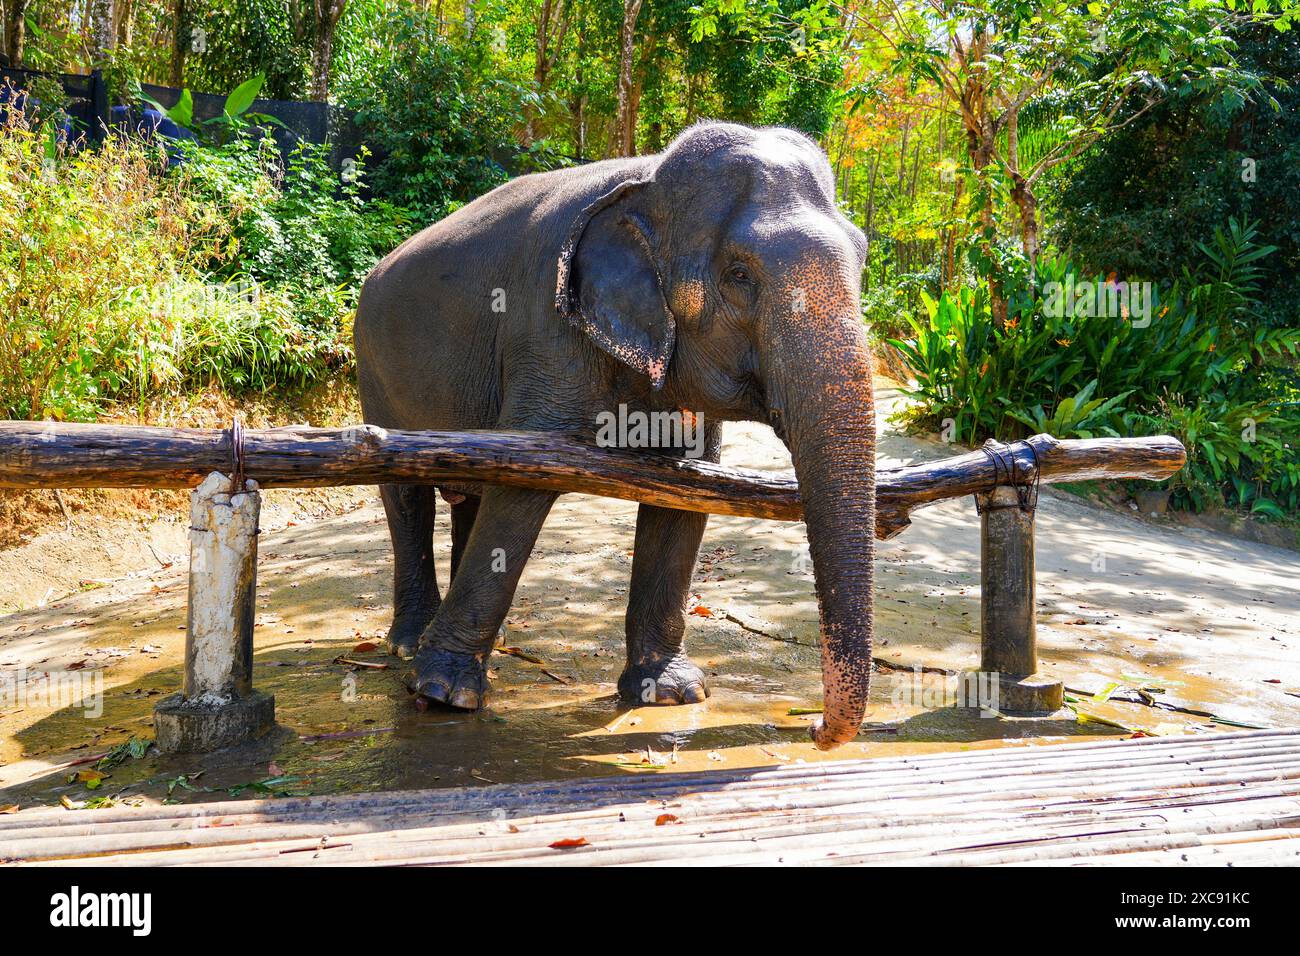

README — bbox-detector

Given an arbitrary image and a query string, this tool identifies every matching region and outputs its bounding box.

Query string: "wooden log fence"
[0,422,1185,540]
[0,420,1185,752]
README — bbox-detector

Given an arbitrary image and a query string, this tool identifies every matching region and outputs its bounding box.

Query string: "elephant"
[354,121,875,750]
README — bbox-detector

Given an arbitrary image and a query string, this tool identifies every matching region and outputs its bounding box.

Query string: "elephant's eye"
[727,265,752,285]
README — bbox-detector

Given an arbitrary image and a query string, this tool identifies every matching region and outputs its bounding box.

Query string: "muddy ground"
[1,385,1297,809]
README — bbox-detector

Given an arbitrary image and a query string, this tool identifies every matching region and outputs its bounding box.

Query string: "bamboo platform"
[2,729,1299,866]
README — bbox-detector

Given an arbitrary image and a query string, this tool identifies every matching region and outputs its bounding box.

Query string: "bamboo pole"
[0,423,1185,538]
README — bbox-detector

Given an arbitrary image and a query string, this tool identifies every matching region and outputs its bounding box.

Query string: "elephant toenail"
[419,679,452,703]
[449,687,481,710]
[683,683,707,703]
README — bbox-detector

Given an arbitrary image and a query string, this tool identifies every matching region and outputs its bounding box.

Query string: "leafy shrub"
[172,133,410,385]
[0,109,407,420]
[890,222,1299,518]
[0,115,222,419]
[342,10,527,222]
[1125,396,1299,516]
[1047,20,1300,330]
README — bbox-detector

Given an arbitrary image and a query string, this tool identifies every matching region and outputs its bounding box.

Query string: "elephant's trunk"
[769,304,876,751]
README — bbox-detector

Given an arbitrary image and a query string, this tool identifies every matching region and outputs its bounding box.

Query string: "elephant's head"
[557,123,875,750]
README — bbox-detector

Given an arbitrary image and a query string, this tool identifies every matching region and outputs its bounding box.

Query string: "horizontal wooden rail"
[0,422,1184,539]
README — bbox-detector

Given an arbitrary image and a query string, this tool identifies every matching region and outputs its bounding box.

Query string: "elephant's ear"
[556,179,675,389]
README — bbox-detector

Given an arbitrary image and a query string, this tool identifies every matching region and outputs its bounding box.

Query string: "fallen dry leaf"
[67,769,105,789]
[0,805,18,814]
[655,814,680,826]
[353,641,379,653]
[690,605,714,618]
[548,837,589,849]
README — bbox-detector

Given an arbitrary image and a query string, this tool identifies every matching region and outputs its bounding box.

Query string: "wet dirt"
[1,384,1297,809]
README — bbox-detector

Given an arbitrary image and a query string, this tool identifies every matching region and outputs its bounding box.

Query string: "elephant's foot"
[385,617,430,660]
[618,652,709,705]
[405,645,489,710]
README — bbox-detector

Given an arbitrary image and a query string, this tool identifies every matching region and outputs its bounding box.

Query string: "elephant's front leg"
[407,485,557,710]
[619,503,711,705]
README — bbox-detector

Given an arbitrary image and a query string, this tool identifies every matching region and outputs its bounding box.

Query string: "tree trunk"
[966,122,1008,328]
[897,117,910,190]
[613,0,642,157]
[4,0,33,66]
[625,20,656,154]
[522,0,569,147]
[568,11,587,159]
[169,0,186,86]
[943,173,965,292]
[116,0,133,47]
[309,0,347,102]
[88,0,117,63]
[1010,173,1040,264]
[862,150,880,293]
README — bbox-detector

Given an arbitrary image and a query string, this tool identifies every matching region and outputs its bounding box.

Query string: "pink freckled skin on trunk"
[773,253,876,750]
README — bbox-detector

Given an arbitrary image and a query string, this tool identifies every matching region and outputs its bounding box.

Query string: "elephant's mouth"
[767,407,790,445]
[739,376,790,444]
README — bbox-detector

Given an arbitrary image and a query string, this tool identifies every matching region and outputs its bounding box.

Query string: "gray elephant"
[355,122,875,750]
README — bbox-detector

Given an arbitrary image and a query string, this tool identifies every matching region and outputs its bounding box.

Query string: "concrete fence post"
[154,472,275,752]
[976,485,1064,714]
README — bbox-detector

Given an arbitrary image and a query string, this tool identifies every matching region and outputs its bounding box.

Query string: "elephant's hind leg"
[380,483,440,659]
[406,485,557,710]
[619,504,711,705]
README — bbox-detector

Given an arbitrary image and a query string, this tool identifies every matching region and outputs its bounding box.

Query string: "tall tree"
[309,0,348,101]
[522,0,570,146]
[116,0,134,47]
[613,0,642,156]
[2,0,35,65]
[169,0,187,85]
[88,0,117,63]
[878,0,1296,325]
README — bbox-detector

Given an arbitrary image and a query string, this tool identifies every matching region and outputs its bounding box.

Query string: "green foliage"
[1008,380,1135,440]
[683,0,847,137]
[342,9,527,222]
[891,231,1300,517]
[167,131,411,389]
[1048,19,1300,329]
[0,106,406,418]
[179,0,314,100]
[137,74,290,144]
[16,74,69,127]
[0,114,220,420]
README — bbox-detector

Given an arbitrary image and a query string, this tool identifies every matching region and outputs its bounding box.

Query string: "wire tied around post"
[974,438,1042,514]
[228,417,247,492]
